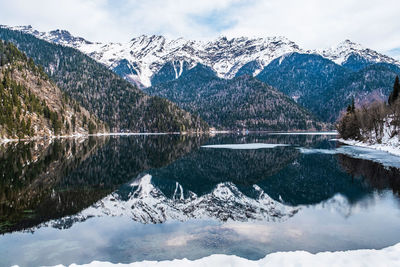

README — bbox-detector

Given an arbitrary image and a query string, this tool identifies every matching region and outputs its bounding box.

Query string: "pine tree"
[389,76,400,105]
[346,105,352,114]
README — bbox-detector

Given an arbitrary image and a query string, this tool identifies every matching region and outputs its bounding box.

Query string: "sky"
[1,0,399,57]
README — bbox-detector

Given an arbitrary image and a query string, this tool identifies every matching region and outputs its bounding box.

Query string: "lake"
[1,133,400,267]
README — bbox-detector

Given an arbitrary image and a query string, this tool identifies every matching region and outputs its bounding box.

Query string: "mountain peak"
[131,34,167,42]
[49,29,72,35]
[335,39,364,50]
[5,25,33,31]
[316,39,398,67]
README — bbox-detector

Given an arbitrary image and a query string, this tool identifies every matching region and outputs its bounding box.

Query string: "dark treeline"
[337,76,400,142]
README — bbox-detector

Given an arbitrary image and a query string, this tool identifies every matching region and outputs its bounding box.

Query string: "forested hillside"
[146,64,326,131]
[0,28,208,133]
[0,41,106,139]
[256,53,400,122]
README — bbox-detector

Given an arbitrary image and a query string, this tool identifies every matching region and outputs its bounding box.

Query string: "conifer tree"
[346,105,352,114]
[389,76,400,105]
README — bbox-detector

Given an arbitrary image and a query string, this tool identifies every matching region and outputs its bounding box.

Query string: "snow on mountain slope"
[77,35,303,87]
[0,25,303,87]
[315,39,399,67]
[3,25,94,48]
[2,25,399,87]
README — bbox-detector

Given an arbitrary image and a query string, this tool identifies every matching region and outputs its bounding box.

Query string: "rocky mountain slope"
[0,27,208,132]
[145,64,326,131]
[4,25,398,88]
[0,41,106,139]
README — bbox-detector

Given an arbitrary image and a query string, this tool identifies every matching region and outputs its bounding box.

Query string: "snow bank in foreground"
[201,143,289,149]
[53,242,400,267]
[339,138,400,157]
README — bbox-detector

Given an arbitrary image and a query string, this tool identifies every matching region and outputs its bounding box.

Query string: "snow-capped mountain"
[4,25,93,48]
[2,25,399,87]
[61,174,299,224]
[76,35,303,87]
[315,39,399,70]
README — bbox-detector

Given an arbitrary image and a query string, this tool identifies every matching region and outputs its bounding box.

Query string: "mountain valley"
[1,25,399,133]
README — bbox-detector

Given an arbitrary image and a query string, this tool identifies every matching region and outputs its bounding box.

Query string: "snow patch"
[298,148,337,155]
[269,131,338,135]
[201,143,289,149]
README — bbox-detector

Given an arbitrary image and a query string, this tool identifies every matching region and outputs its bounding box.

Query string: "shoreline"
[338,138,400,157]
[0,131,339,144]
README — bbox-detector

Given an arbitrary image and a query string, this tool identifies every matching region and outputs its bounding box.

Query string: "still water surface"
[0,134,400,267]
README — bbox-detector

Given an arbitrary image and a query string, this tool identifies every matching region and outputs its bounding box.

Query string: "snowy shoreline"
[49,243,400,267]
[339,138,400,157]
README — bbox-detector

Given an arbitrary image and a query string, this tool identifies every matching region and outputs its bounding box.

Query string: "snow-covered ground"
[339,138,400,157]
[49,242,400,267]
[338,115,400,157]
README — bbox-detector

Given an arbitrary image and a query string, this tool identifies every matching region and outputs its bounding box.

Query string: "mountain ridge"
[3,25,398,88]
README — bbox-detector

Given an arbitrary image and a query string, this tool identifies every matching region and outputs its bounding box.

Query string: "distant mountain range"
[3,25,398,88]
[1,24,399,129]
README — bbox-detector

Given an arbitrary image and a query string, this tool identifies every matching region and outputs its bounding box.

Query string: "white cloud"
[220,0,400,52]
[0,0,119,41]
[0,0,399,53]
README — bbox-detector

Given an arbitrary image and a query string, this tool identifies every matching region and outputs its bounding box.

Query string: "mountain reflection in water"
[0,134,399,234]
